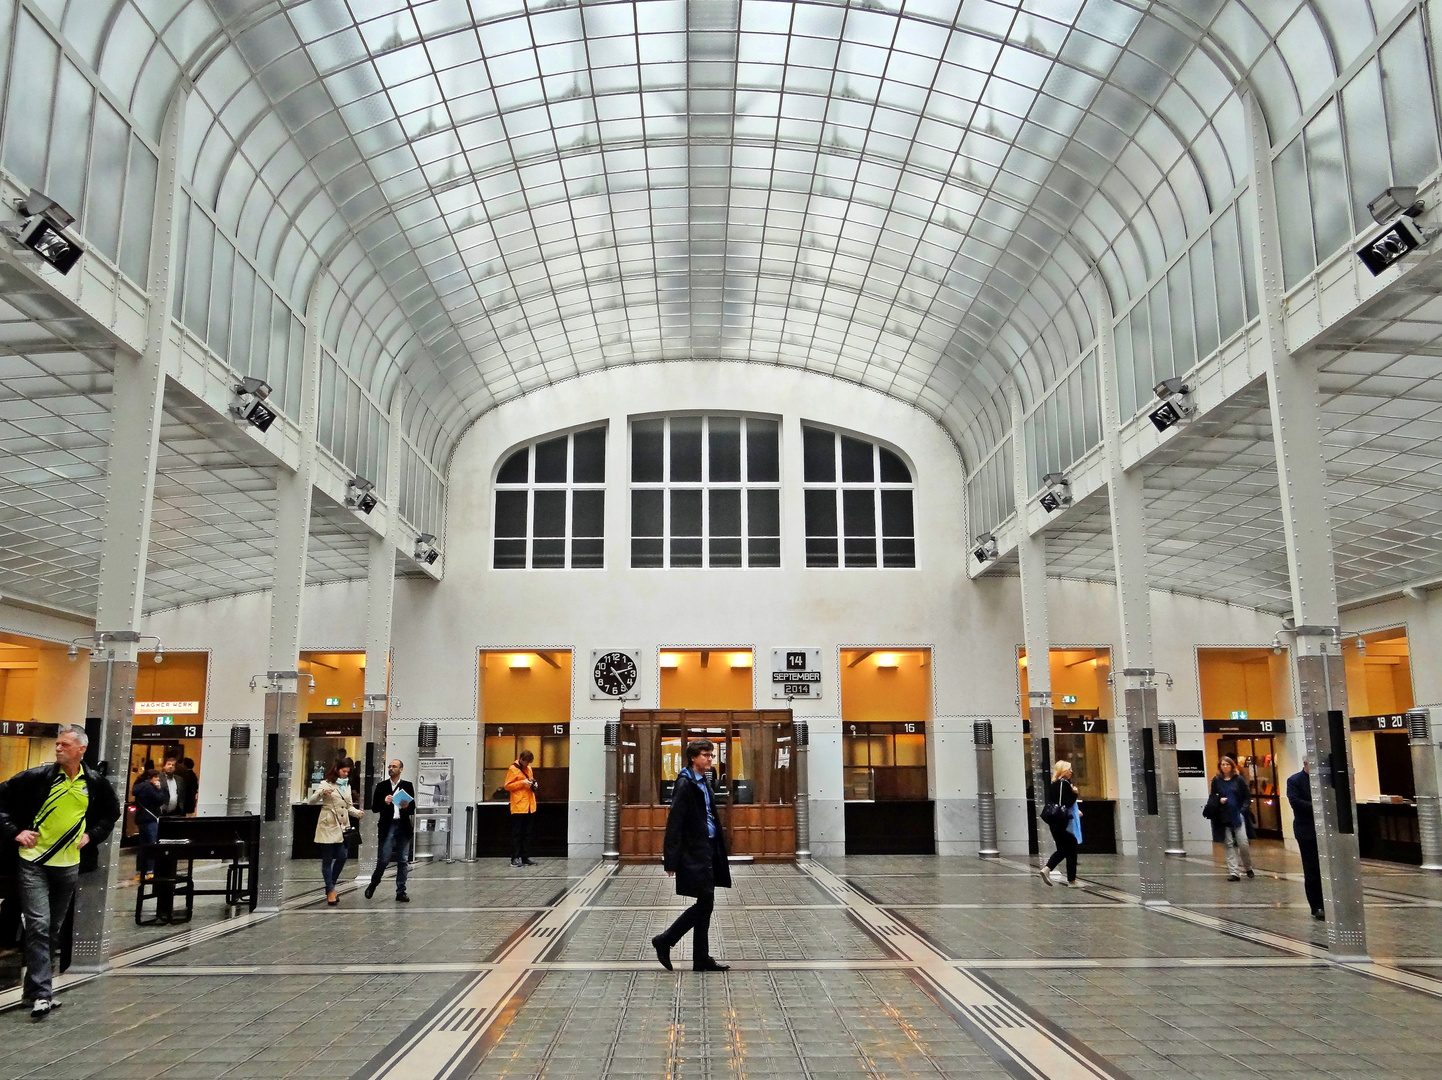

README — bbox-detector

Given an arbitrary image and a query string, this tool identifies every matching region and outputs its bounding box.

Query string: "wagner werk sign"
[771,649,823,700]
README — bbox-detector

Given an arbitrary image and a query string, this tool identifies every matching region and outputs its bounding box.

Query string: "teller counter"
[1357,801,1421,864]
[474,802,569,857]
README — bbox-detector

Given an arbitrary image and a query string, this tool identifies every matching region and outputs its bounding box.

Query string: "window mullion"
[525,487,534,570]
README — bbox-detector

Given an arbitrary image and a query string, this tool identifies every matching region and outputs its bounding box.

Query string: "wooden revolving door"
[618,709,797,861]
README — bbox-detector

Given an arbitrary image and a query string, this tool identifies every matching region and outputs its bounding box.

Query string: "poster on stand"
[415,758,454,811]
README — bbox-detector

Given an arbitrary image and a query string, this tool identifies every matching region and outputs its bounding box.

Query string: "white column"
[71,84,188,972]
[1245,91,1366,957]
[1009,383,1054,867]
[1094,275,1172,902]
[255,279,325,911]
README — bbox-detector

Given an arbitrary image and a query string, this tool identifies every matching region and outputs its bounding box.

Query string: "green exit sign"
[1231,709,1248,720]
[1060,695,1078,705]
[325,697,341,707]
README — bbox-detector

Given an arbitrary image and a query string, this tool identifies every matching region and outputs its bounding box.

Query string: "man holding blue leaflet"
[365,759,416,902]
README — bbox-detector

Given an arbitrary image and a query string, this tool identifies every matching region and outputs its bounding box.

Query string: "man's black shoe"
[693,959,730,972]
[521,858,536,865]
[1312,908,1325,920]
[396,892,410,902]
[510,857,521,867]
[651,935,672,971]
[364,881,377,900]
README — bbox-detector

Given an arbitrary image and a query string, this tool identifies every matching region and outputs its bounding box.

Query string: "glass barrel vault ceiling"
[10,0,1422,474]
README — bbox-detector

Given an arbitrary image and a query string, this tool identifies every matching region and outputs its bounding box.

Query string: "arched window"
[493,425,606,569]
[630,415,780,568]
[802,425,914,568]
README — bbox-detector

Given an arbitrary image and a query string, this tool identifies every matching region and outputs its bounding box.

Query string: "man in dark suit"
[652,739,731,973]
[364,759,415,902]
[1286,760,1325,920]
[176,758,199,815]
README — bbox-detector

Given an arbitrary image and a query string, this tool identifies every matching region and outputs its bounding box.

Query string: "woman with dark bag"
[1040,760,1082,887]
[307,758,364,905]
[130,768,165,880]
[1207,755,1254,881]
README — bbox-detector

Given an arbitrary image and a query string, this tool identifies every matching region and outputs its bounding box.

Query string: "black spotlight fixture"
[414,533,440,565]
[1039,471,1072,513]
[1149,377,1195,433]
[972,533,998,564]
[1358,186,1433,276]
[345,476,377,514]
[13,188,84,274]
[229,376,276,432]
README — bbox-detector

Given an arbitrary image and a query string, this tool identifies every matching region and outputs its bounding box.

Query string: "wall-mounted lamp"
[659,653,682,669]
[875,653,900,668]
[6,189,84,274]
[1149,377,1195,433]
[345,476,377,514]
[1358,187,1435,275]
[508,654,532,669]
[729,653,753,668]
[1039,472,1072,513]
[972,533,998,564]
[413,533,440,565]
[229,377,276,433]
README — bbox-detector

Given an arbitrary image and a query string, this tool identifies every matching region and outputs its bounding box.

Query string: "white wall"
[143,362,1297,857]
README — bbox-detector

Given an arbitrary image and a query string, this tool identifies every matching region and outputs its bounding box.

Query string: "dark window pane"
[708,417,741,481]
[572,490,604,537]
[671,537,703,567]
[535,435,568,483]
[709,489,741,537]
[632,418,664,482]
[571,537,604,568]
[806,538,839,567]
[882,538,915,568]
[878,445,910,483]
[572,427,606,483]
[497,447,528,484]
[632,489,664,538]
[533,490,566,539]
[746,419,779,482]
[671,488,702,537]
[495,490,528,538]
[709,538,742,567]
[748,489,779,538]
[803,426,835,482]
[843,489,876,538]
[748,536,780,567]
[805,489,837,538]
[493,538,526,569]
[840,435,874,482]
[844,537,877,567]
[881,489,913,537]
[533,538,565,568]
[632,538,664,567]
[670,416,702,481]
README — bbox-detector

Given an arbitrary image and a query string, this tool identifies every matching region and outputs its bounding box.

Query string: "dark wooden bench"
[135,815,260,924]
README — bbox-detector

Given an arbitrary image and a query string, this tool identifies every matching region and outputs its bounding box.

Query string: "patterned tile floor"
[2,844,1442,1079]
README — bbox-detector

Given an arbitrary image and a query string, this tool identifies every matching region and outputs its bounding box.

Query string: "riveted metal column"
[1010,383,1054,863]
[1407,710,1442,870]
[1245,91,1365,957]
[602,721,620,860]
[71,84,189,972]
[257,277,325,912]
[793,719,810,859]
[1094,275,1170,902]
[974,720,1000,856]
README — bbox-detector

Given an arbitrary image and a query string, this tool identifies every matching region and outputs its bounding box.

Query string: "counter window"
[483,724,570,804]
[843,721,927,801]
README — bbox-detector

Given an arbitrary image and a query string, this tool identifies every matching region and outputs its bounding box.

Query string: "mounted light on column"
[972,532,998,565]
[1039,472,1072,513]
[1358,187,1435,275]
[413,533,440,565]
[1148,377,1195,433]
[6,189,84,274]
[345,476,377,514]
[229,377,277,433]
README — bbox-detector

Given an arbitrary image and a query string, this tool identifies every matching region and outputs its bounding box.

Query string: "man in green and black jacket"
[0,725,120,1019]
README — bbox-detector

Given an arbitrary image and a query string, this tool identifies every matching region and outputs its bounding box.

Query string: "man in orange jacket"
[503,750,539,867]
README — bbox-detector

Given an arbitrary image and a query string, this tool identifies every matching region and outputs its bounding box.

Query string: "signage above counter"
[135,700,199,715]
[1351,713,1409,732]
[1202,718,1286,734]
[772,648,823,699]
[0,720,58,739]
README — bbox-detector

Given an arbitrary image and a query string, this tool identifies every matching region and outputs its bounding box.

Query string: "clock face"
[593,651,638,697]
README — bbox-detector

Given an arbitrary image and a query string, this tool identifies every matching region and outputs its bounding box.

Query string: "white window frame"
[493,424,607,570]
[801,425,916,569]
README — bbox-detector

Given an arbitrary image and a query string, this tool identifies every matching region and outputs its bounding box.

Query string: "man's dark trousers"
[511,812,533,862]
[657,836,724,960]
[1296,830,1324,913]
[17,860,77,1001]
[369,828,411,893]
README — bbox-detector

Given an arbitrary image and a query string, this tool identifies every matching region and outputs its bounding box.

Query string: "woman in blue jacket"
[1208,756,1254,881]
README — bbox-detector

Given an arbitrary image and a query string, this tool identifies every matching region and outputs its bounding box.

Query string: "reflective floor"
[3,844,1442,1079]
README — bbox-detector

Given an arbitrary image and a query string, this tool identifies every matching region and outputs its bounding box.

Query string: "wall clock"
[590,649,641,700]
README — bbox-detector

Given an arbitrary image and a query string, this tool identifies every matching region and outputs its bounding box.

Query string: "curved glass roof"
[18,0,1411,466]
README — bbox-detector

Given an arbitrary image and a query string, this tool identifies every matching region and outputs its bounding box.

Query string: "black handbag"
[1202,790,1220,820]
[1040,780,1068,825]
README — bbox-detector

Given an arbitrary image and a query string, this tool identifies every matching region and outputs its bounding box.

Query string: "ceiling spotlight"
[972,533,998,564]
[9,188,84,274]
[1367,186,1423,226]
[1039,472,1072,513]
[229,376,276,433]
[413,533,440,565]
[1149,377,1195,433]
[345,476,377,514]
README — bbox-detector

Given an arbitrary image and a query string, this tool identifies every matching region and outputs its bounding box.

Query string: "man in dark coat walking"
[1286,759,1325,920]
[652,739,731,972]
